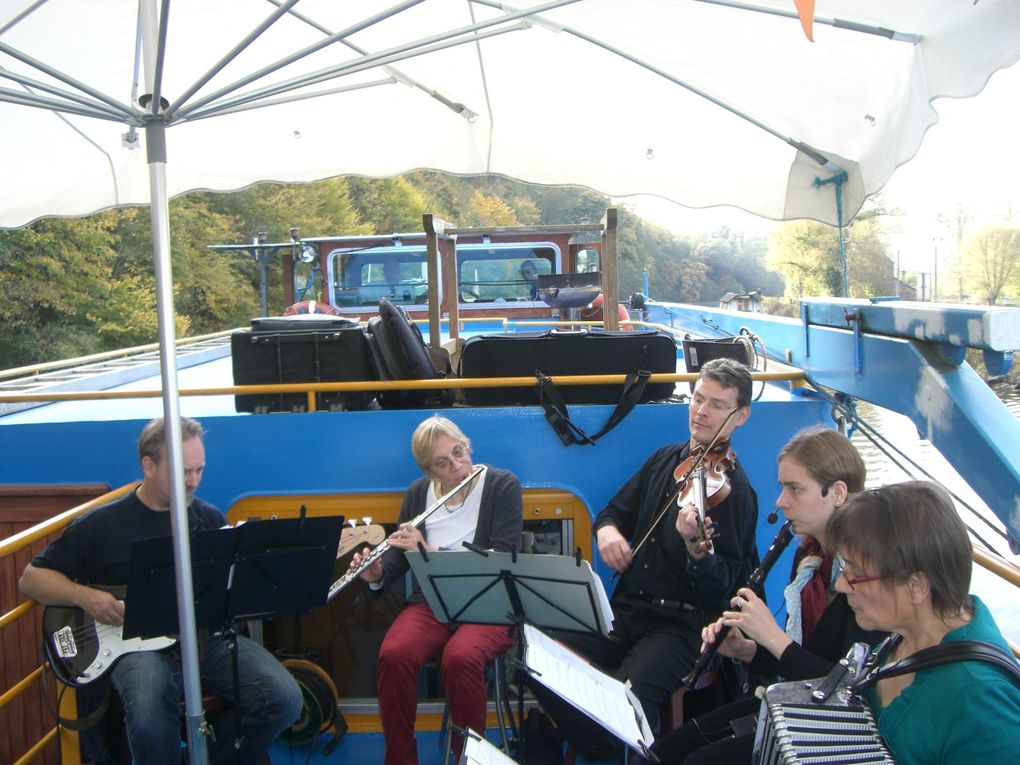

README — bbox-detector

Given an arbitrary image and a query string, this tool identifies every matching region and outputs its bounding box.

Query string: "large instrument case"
[231,316,374,412]
[459,328,678,406]
[364,298,454,409]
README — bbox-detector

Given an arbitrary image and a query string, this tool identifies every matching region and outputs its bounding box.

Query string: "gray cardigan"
[376,466,523,595]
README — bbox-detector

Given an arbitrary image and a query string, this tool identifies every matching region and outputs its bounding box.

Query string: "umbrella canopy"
[3,0,1020,230]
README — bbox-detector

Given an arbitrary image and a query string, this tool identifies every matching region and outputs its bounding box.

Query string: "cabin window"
[329,249,429,307]
[326,242,560,309]
[457,246,557,303]
[292,259,320,302]
[575,247,600,273]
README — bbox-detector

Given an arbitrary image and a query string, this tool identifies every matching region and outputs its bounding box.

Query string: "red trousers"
[377,602,515,765]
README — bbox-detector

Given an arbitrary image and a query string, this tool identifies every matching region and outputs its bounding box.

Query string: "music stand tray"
[405,548,614,637]
[123,515,343,639]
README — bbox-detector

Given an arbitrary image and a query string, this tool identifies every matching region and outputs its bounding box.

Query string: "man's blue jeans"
[110,634,302,765]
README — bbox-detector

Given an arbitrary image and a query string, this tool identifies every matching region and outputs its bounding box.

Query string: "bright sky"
[617,61,1020,274]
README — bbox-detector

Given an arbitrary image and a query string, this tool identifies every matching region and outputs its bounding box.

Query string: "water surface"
[849,385,1020,644]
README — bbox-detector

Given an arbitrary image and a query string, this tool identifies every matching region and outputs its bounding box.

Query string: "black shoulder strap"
[853,639,1020,691]
[535,367,651,447]
[42,662,112,731]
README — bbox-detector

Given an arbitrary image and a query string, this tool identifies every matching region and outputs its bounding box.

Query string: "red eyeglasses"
[835,553,884,590]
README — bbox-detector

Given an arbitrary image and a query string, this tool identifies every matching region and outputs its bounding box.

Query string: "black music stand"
[405,548,613,637]
[405,546,615,761]
[122,514,343,760]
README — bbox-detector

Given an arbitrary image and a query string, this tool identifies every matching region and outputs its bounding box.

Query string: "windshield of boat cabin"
[327,244,559,308]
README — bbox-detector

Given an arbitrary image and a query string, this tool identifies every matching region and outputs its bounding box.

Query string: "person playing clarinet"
[348,416,522,765]
[652,426,887,764]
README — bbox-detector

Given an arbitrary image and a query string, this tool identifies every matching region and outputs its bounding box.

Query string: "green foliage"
[766,216,893,299]
[964,226,1020,304]
[0,216,158,366]
[346,177,427,232]
[464,190,520,226]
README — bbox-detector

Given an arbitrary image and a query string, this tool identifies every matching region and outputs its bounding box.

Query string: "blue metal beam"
[651,302,1020,548]
[799,298,1020,352]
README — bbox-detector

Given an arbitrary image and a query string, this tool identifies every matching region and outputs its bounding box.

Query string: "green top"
[867,596,1020,765]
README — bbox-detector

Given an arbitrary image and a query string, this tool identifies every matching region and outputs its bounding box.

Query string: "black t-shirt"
[31,490,224,587]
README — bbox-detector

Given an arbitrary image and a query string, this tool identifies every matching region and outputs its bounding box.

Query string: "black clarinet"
[681,520,795,688]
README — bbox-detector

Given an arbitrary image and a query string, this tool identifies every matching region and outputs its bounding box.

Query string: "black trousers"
[650,695,758,764]
[527,598,704,761]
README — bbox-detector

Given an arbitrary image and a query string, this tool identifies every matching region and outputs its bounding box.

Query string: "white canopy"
[3,0,1019,229]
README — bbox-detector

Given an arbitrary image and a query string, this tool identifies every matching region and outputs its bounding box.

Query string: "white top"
[424,467,487,551]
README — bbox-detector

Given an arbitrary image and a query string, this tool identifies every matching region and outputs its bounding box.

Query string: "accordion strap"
[852,637,1020,692]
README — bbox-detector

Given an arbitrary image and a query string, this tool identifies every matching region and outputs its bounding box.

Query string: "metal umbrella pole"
[140,2,208,761]
[145,118,210,765]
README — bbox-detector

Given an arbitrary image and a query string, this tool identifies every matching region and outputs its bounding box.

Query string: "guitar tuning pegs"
[348,519,357,528]
[362,517,372,526]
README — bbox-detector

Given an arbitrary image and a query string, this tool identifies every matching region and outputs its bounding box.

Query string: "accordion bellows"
[753,679,895,765]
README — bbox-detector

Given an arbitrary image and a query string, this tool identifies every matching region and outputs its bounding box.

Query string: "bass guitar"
[43,524,387,685]
[336,523,385,558]
[42,587,176,687]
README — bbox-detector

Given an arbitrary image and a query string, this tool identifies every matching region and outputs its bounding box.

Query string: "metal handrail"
[0,483,138,765]
[0,369,805,405]
[0,483,139,557]
[0,330,235,381]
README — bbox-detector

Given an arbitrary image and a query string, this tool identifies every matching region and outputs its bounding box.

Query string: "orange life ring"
[580,294,631,329]
[282,300,341,317]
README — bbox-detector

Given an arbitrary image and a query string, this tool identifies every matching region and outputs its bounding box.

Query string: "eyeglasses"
[834,553,884,590]
[432,443,469,472]
[690,393,738,413]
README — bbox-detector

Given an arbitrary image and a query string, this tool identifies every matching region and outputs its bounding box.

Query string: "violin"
[626,409,741,563]
[673,443,736,554]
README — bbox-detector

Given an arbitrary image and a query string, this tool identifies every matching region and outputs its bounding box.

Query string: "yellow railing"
[0,484,139,765]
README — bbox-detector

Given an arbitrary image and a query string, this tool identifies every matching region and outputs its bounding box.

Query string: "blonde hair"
[410,416,471,470]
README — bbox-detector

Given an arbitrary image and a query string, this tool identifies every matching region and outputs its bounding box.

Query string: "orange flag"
[793,0,815,42]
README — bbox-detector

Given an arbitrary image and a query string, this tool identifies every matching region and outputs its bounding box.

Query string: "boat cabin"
[284,223,603,322]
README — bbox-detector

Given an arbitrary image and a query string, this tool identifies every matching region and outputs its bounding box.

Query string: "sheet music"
[583,559,614,629]
[460,729,519,764]
[522,624,655,754]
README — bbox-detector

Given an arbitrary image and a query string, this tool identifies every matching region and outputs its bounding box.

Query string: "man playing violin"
[530,358,759,760]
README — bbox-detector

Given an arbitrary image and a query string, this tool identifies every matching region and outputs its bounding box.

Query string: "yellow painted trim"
[227,488,593,562]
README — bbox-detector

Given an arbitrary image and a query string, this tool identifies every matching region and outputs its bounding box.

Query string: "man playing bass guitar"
[529,357,759,761]
[19,417,301,765]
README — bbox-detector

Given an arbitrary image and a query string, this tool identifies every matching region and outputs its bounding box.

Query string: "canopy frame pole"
[177,0,579,121]
[814,171,850,296]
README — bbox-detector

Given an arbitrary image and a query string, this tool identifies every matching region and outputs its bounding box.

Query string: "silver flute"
[326,464,487,601]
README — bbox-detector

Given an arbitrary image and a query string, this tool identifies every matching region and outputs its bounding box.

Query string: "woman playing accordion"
[820,481,1020,765]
